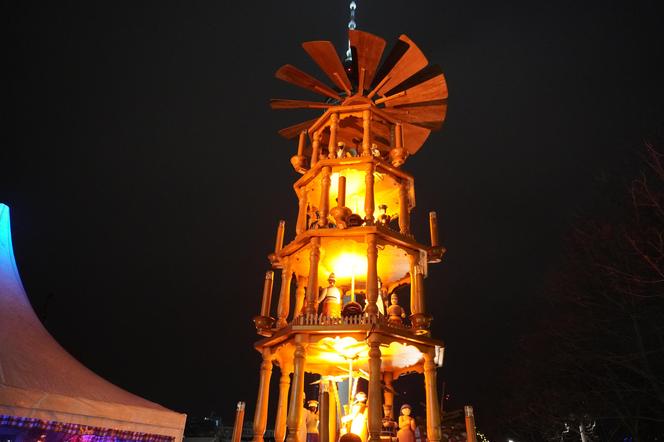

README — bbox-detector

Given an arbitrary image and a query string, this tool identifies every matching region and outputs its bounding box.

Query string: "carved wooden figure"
[387,293,406,325]
[317,273,342,318]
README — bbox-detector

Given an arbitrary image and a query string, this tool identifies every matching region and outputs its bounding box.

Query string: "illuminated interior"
[297,161,415,223]
[286,237,413,289]
[272,336,427,378]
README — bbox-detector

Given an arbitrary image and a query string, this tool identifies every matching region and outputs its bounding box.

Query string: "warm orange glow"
[307,337,424,373]
[330,252,368,279]
[327,168,399,219]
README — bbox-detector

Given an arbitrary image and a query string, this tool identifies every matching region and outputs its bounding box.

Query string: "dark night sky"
[4,0,664,434]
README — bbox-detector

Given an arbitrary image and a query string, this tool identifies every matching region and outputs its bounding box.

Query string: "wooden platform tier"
[256,223,444,336]
[254,321,444,379]
[290,156,417,237]
[249,326,444,442]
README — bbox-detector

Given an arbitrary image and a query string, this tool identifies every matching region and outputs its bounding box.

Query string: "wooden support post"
[311,132,321,166]
[260,271,274,318]
[361,109,371,157]
[293,275,307,319]
[390,123,406,167]
[297,131,306,157]
[275,220,286,254]
[429,211,439,247]
[365,233,379,317]
[464,406,477,442]
[276,262,293,328]
[274,364,293,442]
[423,351,442,442]
[383,372,394,419]
[304,238,321,315]
[286,336,306,442]
[252,350,274,442]
[395,123,403,149]
[338,176,347,207]
[367,336,382,442]
[231,401,246,442]
[327,381,337,442]
[296,188,308,235]
[328,113,338,159]
[319,166,332,228]
[409,254,425,315]
[398,181,410,235]
[364,163,375,225]
[408,254,430,331]
[319,384,330,442]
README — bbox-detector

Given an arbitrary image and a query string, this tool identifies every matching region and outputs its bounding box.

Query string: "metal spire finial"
[345,1,357,62]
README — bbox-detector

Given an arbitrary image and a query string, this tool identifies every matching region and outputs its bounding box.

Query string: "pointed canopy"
[0,204,186,441]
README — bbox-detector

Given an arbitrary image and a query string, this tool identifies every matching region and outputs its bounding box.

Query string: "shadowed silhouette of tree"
[497,131,664,441]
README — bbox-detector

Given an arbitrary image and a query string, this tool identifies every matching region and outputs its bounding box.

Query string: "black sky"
[4,0,664,434]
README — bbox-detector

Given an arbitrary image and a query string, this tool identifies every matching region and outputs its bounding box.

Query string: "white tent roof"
[0,204,186,441]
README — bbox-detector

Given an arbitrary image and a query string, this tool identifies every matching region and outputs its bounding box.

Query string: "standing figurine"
[382,404,397,436]
[341,392,368,441]
[305,400,320,442]
[318,273,341,317]
[397,404,416,442]
[387,293,406,325]
[378,204,390,226]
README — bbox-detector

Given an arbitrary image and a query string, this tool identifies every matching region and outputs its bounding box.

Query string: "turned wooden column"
[408,254,425,318]
[260,271,275,318]
[361,109,371,157]
[364,163,375,225]
[304,238,321,315]
[319,383,330,442]
[423,350,442,442]
[328,113,338,159]
[311,132,321,166]
[274,364,293,442]
[232,401,246,442]
[464,406,478,442]
[319,166,332,228]
[286,336,306,442]
[365,233,379,317]
[367,336,383,442]
[429,211,439,246]
[252,349,274,442]
[383,372,394,419]
[276,261,293,328]
[398,181,410,235]
[274,220,286,254]
[296,188,308,235]
[293,275,307,319]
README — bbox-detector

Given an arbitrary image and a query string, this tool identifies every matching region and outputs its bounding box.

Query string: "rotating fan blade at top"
[276,64,341,101]
[270,99,332,110]
[382,102,447,130]
[372,35,428,97]
[384,65,448,107]
[302,41,353,95]
[401,123,431,155]
[348,29,386,93]
[278,118,319,139]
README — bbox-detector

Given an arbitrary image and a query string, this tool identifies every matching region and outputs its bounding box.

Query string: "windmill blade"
[276,64,341,100]
[302,41,352,94]
[349,29,386,92]
[382,102,448,130]
[384,66,448,107]
[270,99,332,110]
[373,35,428,97]
[402,122,431,154]
[278,118,318,139]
